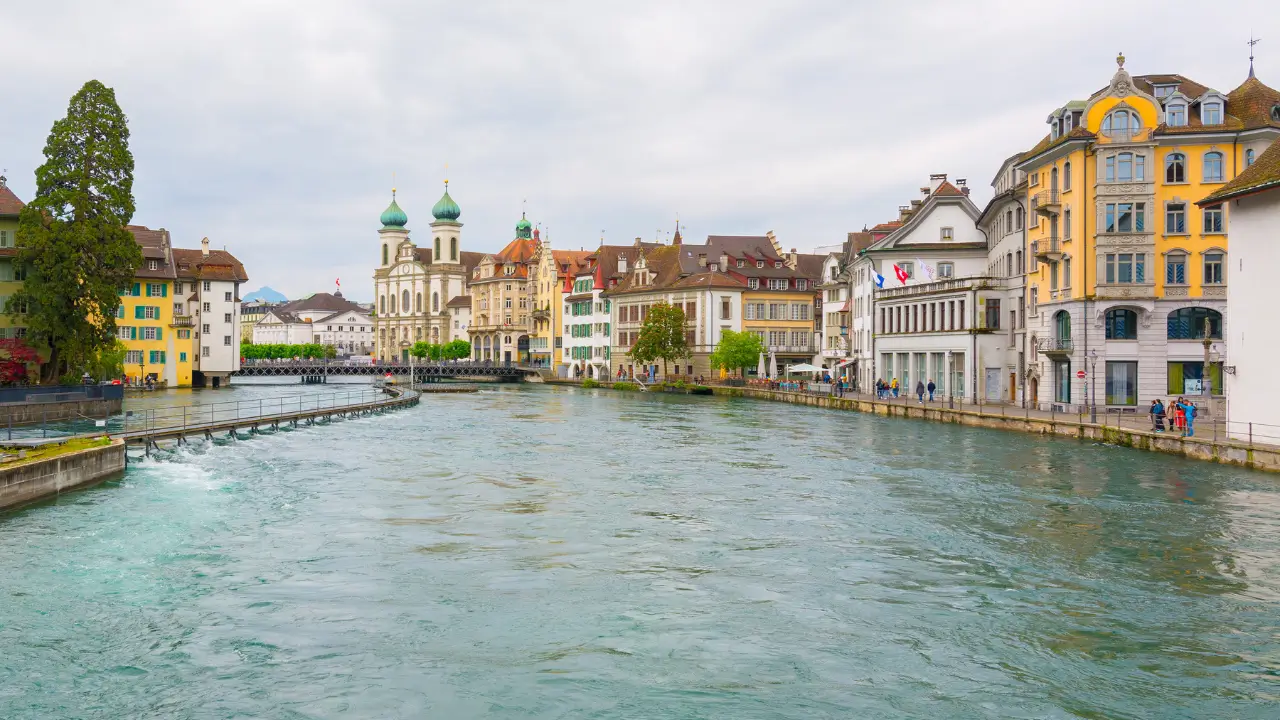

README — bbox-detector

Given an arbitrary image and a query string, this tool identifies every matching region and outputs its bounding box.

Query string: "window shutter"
[156,327,163,340]
[134,306,143,319]
[162,284,168,297]
[132,283,141,296]
[131,327,137,340]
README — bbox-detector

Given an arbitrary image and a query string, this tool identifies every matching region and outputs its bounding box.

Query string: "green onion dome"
[380,191,408,228]
[515,212,532,239]
[432,182,461,221]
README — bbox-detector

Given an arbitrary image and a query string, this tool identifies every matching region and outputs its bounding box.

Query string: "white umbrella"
[769,351,778,379]
[786,363,822,373]
[757,352,766,378]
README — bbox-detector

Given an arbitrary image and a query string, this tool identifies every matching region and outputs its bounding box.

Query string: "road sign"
[1076,370,1087,379]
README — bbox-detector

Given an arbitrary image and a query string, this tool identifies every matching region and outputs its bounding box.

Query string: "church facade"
[371,184,483,362]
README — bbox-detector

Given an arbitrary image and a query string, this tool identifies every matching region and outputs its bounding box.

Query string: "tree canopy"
[709,330,766,377]
[241,343,335,360]
[409,339,471,361]
[10,80,141,382]
[629,302,688,375]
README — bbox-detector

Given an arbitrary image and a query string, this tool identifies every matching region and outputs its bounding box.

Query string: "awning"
[834,358,856,368]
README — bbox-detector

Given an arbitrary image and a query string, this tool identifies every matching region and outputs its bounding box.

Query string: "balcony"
[1094,282,1156,301]
[1031,238,1062,262]
[821,348,847,358]
[1096,127,1153,144]
[1032,189,1061,215]
[767,344,814,355]
[1039,337,1073,356]
[170,315,194,328]
[532,307,550,320]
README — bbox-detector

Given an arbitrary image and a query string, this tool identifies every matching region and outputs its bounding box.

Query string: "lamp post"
[1202,317,1213,408]
[1089,348,1098,423]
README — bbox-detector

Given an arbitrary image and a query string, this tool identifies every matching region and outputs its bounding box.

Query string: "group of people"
[1150,397,1199,436]
[873,378,938,403]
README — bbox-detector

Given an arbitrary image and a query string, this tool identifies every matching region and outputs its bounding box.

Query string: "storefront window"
[1167,361,1223,396]
[1054,360,1071,403]
[1105,361,1138,405]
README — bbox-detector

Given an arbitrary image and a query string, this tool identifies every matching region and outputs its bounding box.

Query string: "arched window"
[1063,161,1072,190]
[401,290,410,313]
[389,294,396,313]
[450,237,458,260]
[1105,308,1138,340]
[1005,252,1013,277]
[1167,308,1222,340]
[434,237,441,261]
[1102,109,1140,137]
[415,292,422,312]
[1246,148,1257,167]
[380,295,386,314]
[1064,208,1072,238]
[415,327,422,340]
[432,292,439,312]
[1054,310,1071,340]
[1015,207,1024,230]
[1050,166,1059,191]
[1005,210,1013,233]
[1203,152,1224,182]
[1165,153,1186,183]
[382,244,388,265]
[432,327,439,341]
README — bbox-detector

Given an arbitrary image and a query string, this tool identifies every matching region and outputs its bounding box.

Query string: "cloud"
[1,0,1275,299]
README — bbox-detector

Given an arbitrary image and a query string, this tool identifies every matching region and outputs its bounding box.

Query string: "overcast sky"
[1,1,1274,300]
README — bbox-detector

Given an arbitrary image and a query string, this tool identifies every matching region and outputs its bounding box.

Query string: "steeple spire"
[1249,34,1261,78]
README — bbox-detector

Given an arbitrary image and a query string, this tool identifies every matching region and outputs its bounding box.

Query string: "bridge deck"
[119,387,419,447]
[234,362,537,380]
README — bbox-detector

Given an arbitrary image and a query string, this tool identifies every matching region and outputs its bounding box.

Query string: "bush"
[581,378,601,389]
[672,379,689,390]
[689,385,714,395]
[612,381,639,391]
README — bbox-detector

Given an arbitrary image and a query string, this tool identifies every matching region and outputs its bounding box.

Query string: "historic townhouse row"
[833,54,1280,410]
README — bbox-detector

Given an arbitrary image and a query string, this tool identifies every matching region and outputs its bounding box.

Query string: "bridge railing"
[120,388,393,436]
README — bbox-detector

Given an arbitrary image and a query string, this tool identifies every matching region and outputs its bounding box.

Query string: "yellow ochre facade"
[119,225,193,387]
[1018,54,1279,406]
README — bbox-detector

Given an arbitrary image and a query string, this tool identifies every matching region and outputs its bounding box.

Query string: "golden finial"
[1116,52,1125,68]
[444,162,449,188]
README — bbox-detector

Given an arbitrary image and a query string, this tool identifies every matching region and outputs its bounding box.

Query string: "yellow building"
[1018,54,1279,407]
[119,225,193,387]
[0,175,28,340]
[468,215,538,363]
[705,233,823,369]
[529,239,592,371]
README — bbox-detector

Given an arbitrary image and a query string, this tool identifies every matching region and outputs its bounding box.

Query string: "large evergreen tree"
[10,80,141,382]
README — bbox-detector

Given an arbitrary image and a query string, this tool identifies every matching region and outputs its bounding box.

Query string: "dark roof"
[0,181,23,217]
[846,232,874,255]
[127,225,176,279]
[603,244,684,296]
[1227,75,1280,131]
[313,308,371,323]
[1199,140,1280,205]
[172,248,249,283]
[278,291,363,315]
[446,294,471,308]
[793,253,826,279]
[669,271,746,289]
[410,248,486,277]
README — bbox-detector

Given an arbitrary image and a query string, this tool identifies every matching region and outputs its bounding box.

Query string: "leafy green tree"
[629,301,688,377]
[442,339,471,360]
[84,339,128,381]
[409,341,431,359]
[709,330,766,378]
[11,80,141,383]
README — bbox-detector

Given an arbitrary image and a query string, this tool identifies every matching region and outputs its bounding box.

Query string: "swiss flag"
[893,264,909,284]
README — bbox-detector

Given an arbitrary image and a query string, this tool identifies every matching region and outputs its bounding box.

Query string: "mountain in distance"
[242,286,288,303]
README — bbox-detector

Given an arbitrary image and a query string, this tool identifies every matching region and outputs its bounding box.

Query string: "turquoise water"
[2,385,1279,718]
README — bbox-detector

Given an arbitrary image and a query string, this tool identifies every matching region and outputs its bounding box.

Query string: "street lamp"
[1089,348,1098,423]
[1202,318,1214,407]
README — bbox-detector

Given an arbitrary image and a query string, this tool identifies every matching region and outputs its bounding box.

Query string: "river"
[2,384,1278,718]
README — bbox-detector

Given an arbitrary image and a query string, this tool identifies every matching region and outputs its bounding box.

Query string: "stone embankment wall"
[0,440,126,512]
[0,398,121,427]
[541,379,1280,473]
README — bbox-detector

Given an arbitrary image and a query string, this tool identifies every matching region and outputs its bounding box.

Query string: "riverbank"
[0,437,125,511]
[544,379,1280,473]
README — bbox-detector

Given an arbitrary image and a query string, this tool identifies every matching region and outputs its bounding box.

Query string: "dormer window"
[148,260,158,271]
[1154,84,1177,98]
[774,261,783,269]
[1247,148,1257,167]
[1166,103,1186,126]
[1102,109,1140,138]
[756,260,764,268]
[736,259,744,268]
[1063,113,1073,132]
[1202,102,1222,125]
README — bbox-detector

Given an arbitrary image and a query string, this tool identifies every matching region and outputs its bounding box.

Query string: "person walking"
[1150,399,1166,432]
[915,380,925,404]
[927,379,936,402]
[1181,399,1197,437]
[891,377,899,398]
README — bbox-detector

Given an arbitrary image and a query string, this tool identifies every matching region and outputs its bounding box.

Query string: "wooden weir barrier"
[119,386,420,454]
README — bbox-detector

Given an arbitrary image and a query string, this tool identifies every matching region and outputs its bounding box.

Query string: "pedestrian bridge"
[233,361,537,382]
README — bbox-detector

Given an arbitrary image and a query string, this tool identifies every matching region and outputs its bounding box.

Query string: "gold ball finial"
[1117,52,1125,68]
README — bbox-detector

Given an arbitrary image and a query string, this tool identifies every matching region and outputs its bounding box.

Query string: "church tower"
[430,180,463,264]
[378,189,410,268]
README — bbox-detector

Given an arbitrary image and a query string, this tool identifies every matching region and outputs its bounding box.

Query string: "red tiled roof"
[0,183,24,216]
[172,247,249,282]
[1200,139,1280,205]
[669,271,746,289]
[1227,75,1280,130]
[446,294,472,308]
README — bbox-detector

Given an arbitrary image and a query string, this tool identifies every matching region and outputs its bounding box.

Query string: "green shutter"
[155,327,162,341]
[132,283,141,296]
[134,306,143,319]
[161,284,168,297]
[131,327,137,340]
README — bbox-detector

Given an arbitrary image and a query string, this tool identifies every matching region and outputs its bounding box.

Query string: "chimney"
[720,253,729,269]
[920,187,930,197]
[929,173,948,194]
[956,178,971,196]
[201,236,210,257]
[618,253,627,273]
[698,254,707,268]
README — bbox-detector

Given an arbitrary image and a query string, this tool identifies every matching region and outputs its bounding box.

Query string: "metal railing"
[1039,337,1073,353]
[1031,238,1061,257]
[1032,189,1061,209]
[120,388,390,437]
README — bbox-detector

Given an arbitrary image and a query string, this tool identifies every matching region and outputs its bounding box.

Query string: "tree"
[83,339,127,382]
[709,330,766,378]
[629,302,688,377]
[0,339,41,386]
[442,339,471,360]
[11,80,141,383]
[409,341,431,359]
